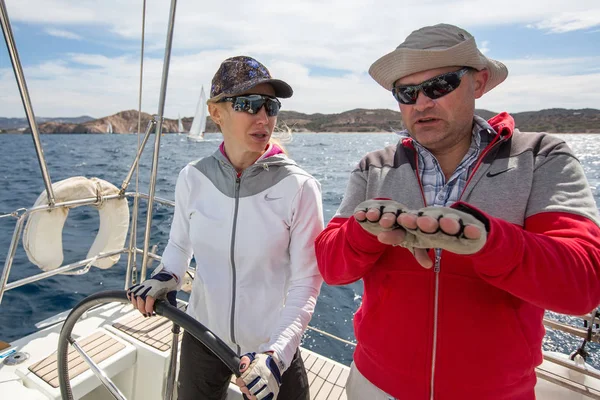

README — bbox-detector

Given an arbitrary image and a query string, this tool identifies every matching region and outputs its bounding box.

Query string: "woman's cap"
[208,56,293,102]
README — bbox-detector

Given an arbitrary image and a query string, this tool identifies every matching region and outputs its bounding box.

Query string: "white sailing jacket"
[161,145,324,369]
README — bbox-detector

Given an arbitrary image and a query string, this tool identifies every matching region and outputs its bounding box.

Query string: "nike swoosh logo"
[486,167,515,178]
[264,194,282,201]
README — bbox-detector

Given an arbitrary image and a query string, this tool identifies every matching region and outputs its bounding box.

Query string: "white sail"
[188,86,207,141]
[177,114,184,134]
[106,121,113,134]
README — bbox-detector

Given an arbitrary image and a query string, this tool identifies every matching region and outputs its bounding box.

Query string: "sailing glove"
[240,352,282,400]
[354,199,489,255]
[127,271,178,307]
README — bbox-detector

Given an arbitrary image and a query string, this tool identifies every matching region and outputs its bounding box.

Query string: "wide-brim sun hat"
[208,55,293,102]
[369,23,508,94]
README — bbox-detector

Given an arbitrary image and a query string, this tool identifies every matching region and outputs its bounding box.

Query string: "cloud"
[529,10,600,33]
[479,72,600,113]
[0,0,599,117]
[477,56,600,112]
[4,0,97,24]
[2,52,598,118]
[479,41,490,54]
[44,28,83,41]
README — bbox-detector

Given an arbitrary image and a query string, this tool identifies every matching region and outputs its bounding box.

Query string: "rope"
[570,306,600,361]
[0,208,26,219]
[306,325,357,347]
[92,178,107,209]
[60,255,98,276]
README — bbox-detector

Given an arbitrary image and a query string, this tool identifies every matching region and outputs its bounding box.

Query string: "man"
[314,23,600,400]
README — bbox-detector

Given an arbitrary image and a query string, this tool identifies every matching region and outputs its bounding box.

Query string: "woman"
[127,55,324,400]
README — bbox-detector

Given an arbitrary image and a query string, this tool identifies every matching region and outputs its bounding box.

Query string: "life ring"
[22,176,130,271]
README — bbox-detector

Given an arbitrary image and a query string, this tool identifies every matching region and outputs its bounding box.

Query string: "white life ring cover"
[23,176,130,271]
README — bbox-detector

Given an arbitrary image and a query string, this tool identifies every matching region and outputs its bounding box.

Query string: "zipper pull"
[434,253,441,273]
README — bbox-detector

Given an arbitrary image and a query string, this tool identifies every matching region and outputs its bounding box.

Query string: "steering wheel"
[57,290,241,400]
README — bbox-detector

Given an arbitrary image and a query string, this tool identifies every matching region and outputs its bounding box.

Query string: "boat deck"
[302,349,348,399]
[28,331,125,388]
[12,302,600,400]
[112,303,186,352]
[111,308,349,399]
[25,304,349,399]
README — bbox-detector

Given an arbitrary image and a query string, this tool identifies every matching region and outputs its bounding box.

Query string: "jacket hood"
[212,142,297,170]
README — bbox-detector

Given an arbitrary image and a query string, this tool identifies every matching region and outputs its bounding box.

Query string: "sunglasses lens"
[392,69,467,105]
[264,99,280,116]
[393,87,419,105]
[232,97,250,113]
[422,73,462,100]
[231,95,280,116]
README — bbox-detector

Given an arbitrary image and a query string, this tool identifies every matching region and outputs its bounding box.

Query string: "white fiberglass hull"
[1,303,598,400]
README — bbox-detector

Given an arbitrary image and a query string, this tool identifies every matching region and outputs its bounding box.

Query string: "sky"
[0,0,599,119]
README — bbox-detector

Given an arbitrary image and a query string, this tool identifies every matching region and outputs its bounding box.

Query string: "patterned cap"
[208,56,293,102]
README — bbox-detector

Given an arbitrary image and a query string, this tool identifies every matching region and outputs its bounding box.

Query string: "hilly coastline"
[0,108,599,134]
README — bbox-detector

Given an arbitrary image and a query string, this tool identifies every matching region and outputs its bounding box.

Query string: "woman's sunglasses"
[218,94,281,117]
[392,68,470,105]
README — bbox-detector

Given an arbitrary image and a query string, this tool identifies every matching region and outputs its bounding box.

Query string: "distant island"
[0,108,599,134]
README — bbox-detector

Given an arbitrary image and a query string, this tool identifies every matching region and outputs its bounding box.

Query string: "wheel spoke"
[71,339,127,400]
[58,291,240,400]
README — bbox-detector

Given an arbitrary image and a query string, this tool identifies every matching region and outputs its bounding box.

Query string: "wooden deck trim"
[113,305,349,399]
[28,331,125,388]
[112,303,186,352]
[301,348,348,400]
[227,348,349,399]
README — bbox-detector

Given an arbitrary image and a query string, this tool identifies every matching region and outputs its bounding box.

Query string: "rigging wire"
[128,0,147,286]
[306,325,356,348]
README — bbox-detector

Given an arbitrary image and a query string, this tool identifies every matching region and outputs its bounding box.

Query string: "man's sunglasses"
[392,68,470,105]
[218,94,281,117]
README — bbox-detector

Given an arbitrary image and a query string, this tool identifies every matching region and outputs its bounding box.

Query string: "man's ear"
[473,69,489,99]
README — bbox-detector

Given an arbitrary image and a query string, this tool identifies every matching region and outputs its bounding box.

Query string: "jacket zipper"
[229,174,241,353]
[411,149,439,399]
[411,132,506,399]
[429,252,442,400]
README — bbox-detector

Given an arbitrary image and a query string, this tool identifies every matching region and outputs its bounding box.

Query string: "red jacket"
[315,114,600,399]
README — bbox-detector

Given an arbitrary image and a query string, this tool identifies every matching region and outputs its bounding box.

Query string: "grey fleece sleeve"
[526,143,599,225]
[334,167,369,218]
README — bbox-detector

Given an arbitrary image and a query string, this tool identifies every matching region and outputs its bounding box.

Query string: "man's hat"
[208,56,293,102]
[369,23,508,93]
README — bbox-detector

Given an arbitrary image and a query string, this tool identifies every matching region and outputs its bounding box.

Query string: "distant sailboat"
[187,86,207,142]
[177,114,184,135]
[106,121,113,134]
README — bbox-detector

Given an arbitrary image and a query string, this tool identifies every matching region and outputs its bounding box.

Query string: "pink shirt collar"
[219,141,284,165]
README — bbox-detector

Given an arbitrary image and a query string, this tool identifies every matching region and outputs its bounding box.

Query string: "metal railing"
[0,0,178,304]
[140,0,178,284]
[0,191,175,305]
